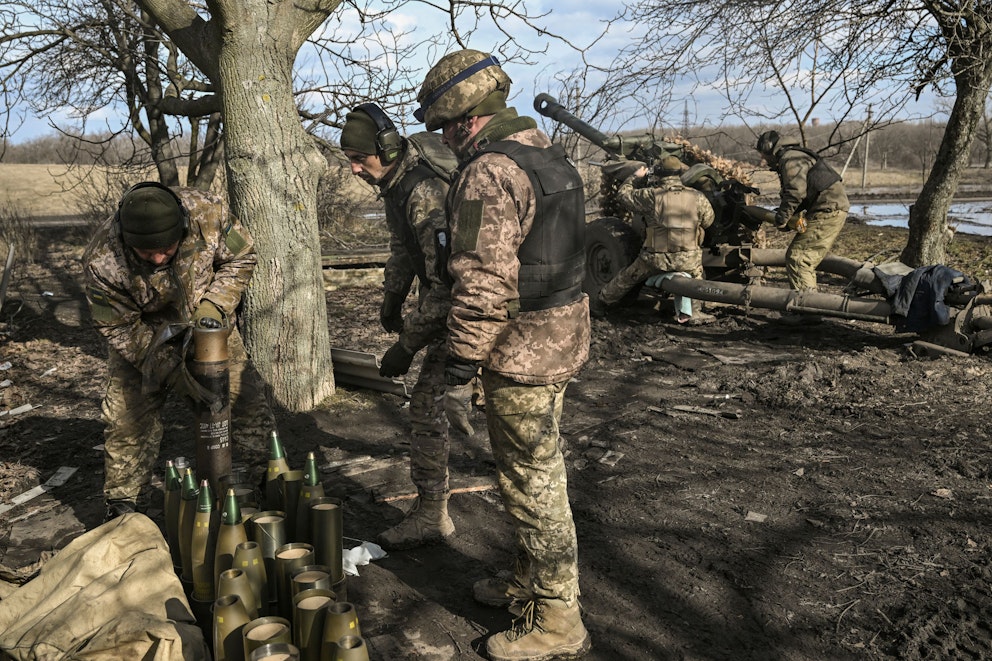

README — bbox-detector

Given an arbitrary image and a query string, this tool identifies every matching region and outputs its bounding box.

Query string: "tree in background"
[570,0,992,268]
[0,0,223,190]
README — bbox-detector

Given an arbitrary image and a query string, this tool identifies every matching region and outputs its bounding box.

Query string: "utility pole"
[861,105,872,189]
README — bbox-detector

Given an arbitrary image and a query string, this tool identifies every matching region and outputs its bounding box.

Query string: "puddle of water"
[852,200,992,236]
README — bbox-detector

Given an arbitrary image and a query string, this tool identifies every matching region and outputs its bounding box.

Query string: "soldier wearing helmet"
[340,103,476,550]
[755,130,849,292]
[590,154,717,324]
[416,49,591,660]
[83,183,275,521]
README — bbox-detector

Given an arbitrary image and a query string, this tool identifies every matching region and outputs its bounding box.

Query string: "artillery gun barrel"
[534,93,656,157]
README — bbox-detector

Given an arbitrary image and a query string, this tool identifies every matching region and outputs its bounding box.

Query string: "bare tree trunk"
[902,66,992,267]
[215,4,335,411]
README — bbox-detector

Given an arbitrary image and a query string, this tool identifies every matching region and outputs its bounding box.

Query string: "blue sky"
[7,0,941,142]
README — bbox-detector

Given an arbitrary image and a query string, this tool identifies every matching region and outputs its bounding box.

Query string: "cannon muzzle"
[534,93,661,159]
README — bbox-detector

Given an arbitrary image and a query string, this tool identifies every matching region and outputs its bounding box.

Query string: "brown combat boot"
[473,569,532,608]
[376,496,455,551]
[486,598,591,661]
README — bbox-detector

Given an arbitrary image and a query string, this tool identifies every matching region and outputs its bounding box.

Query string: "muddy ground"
[2,221,992,660]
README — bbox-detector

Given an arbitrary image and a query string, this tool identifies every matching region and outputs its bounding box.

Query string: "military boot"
[474,569,532,609]
[687,300,716,326]
[376,496,455,551]
[486,598,591,661]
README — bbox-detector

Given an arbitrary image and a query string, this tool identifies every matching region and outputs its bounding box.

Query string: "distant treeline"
[6,118,989,172]
[684,119,964,172]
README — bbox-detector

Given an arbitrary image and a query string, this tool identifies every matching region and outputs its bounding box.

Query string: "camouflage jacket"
[379,137,453,354]
[618,175,715,254]
[774,147,850,225]
[83,187,256,370]
[446,107,590,385]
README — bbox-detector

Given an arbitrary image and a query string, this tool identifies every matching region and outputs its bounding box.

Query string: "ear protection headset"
[354,102,402,165]
[115,181,190,233]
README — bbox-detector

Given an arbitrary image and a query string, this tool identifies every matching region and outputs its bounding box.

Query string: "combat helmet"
[756,130,801,156]
[414,49,512,131]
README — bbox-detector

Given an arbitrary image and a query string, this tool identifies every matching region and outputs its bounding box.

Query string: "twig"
[836,599,861,634]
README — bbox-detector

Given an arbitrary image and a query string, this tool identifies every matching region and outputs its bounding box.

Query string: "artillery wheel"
[583,217,642,303]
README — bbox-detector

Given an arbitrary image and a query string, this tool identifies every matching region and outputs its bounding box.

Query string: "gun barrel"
[534,93,622,153]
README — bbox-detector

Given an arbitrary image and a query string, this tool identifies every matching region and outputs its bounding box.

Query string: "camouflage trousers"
[409,339,451,500]
[101,327,275,504]
[599,248,703,306]
[482,370,580,606]
[786,209,847,291]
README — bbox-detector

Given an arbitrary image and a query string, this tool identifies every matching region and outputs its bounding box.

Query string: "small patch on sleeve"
[453,200,484,253]
[224,227,248,255]
[86,286,117,323]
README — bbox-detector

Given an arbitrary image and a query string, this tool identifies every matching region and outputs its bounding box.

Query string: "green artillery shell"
[323,634,369,661]
[191,479,218,601]
[296,452,324,544]
[164,459,183,571]
[178,467,200,585]
[250,642,300,660]
[192,325,233,495]
[290,564,334,601]
[265,430,291,511]
[215,488,248,589]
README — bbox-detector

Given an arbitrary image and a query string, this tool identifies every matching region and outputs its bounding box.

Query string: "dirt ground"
[2,221,992,660]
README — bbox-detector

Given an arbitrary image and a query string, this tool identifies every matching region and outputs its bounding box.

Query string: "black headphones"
[115,181,190,233]
[354,102,402,165]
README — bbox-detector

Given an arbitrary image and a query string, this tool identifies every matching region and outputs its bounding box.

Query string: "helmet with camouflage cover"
[414,49,512,131]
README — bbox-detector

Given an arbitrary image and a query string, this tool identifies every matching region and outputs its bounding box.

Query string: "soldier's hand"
[193,300,223,329]
[380,292,405,334]
[444,357,479,387]
[601,160,647,182]
[379,342,415,378]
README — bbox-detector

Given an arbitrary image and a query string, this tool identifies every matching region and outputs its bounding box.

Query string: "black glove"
[380,292,405,334]
[444,358,479,387]
[193,300,224,329]
[379,342,416,378]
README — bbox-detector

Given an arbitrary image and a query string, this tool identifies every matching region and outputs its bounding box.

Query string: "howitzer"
[535,92,764,290]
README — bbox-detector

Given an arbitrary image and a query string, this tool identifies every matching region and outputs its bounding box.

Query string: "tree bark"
[902,65,992,266]
[139,0,339,411]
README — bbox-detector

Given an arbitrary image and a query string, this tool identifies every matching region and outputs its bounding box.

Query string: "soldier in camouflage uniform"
[756,130,849,292]
[416,50,592,661]
[591,156,716,324]
[83,183,275,521]
[340,102,473,550]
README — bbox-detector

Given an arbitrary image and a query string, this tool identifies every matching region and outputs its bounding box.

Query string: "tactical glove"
[380,292,405,334]
[379,342,416,378]
[444,357,479,387]
[193,300,223,329]
[141,344,184,396]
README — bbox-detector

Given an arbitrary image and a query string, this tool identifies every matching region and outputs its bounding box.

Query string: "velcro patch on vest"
[454,200,484,253]
[225,227,248,255]
[86,286,117,323]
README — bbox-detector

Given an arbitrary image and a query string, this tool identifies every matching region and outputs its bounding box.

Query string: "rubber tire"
[583,217,643,304]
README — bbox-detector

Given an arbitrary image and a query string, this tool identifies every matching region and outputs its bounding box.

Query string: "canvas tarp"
[0,513,210,660]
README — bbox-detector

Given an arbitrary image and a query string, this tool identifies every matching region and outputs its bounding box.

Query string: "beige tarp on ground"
[0,513,210,661]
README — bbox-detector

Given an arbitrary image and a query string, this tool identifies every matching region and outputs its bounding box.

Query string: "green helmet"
[415,49,512,131]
